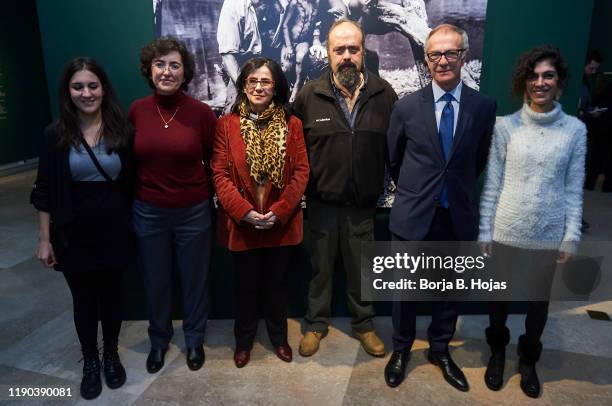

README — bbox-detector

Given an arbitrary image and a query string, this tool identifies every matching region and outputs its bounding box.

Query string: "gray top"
[69,139,121,181]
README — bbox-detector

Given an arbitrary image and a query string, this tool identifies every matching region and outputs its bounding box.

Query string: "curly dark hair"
[511,45,568,99]
[57,57,132,152]
[139,36,195,91]
[231,57,290,116]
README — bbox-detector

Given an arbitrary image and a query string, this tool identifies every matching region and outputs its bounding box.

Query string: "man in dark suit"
[384,23,497,391]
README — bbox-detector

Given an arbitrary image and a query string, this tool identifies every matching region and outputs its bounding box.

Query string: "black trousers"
[232,246,293,350]
[487,301,549,362]
[486,243,558,364]
[63,270,123,355]
[304,198,376,334]
[391,207,459,353]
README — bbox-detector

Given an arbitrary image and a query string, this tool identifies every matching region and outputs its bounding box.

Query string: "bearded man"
[292,19,397,358]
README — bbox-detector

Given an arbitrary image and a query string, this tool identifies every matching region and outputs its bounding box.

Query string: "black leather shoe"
[81,355,102,400]
[146,348,167,374]
[384,350,410,388]
[519,361,540,398]
[186,346,205,371]
[103,349,127,389]
[427,350,469,392]
[484,351,505,391]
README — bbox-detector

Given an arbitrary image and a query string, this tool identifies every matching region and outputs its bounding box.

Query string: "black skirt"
[53,181,135,273]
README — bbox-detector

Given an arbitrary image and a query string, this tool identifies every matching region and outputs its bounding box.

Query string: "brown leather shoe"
[354,330,385,357]
[234,349,250,368]
[299,331,327,357]
[275,344,293,362]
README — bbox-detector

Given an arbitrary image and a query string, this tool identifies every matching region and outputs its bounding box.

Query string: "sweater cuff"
[478,230,492,243]
[559,240,578,255]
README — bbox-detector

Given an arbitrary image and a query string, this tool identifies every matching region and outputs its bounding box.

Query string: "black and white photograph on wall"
[153,0,489,206]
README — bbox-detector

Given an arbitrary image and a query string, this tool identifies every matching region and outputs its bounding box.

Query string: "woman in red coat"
[211,57,309,368]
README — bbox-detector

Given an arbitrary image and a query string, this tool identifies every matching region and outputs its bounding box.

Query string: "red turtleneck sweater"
[128,91,217,208]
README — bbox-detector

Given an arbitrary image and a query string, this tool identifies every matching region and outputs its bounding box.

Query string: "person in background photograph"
[279,0,321,101]
[31,57,135,400]
[478,45,586,398]
[211,57,309,368]
[217,0,286,111]
[129,37,217,374]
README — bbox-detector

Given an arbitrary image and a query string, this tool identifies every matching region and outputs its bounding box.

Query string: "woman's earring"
[555,89,562,100]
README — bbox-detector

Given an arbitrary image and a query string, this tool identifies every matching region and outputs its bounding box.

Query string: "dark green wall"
[0,1,50,166]
[480,0,594,115]
[588,0,612,72]
[36,0,154,119]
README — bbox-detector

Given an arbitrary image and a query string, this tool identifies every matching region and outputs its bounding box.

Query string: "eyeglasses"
[152,61,183,72]
[246,78,274,90]
[426,49,465,63]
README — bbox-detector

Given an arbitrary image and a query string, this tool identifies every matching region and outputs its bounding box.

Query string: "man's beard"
[335,62,362,94]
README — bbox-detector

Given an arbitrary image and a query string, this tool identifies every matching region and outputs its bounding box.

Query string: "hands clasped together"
[242,210,278,230]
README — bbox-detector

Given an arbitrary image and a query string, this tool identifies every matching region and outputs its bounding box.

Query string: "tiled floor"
[1,171,611,405]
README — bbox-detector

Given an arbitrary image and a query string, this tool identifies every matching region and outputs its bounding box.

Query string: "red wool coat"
[211,113,309,251]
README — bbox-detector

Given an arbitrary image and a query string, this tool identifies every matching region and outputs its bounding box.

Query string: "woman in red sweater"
[211,57,309,368]
[129,37,216,373]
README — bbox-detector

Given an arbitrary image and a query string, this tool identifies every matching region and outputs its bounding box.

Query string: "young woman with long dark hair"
[31,57,134,400]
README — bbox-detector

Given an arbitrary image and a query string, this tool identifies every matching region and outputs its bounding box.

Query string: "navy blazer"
[387,83,497,240]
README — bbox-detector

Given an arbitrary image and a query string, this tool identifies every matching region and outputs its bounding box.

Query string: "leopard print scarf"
[239,100,287,189]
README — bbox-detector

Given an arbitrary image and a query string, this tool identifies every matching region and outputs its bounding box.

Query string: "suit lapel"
[420,85,445,164]
[448,83,475,160]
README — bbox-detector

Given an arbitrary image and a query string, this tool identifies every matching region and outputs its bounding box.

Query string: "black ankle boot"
[81,354,102,400]
[517,335,542,398]
[518,360,540,398]
[103,349,127,389]
[484,350,505,391]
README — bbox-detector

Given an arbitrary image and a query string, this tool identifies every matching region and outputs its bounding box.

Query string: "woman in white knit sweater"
[478,46,586,398]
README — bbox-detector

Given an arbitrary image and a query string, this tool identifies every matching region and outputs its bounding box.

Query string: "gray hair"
[425,23,469,52]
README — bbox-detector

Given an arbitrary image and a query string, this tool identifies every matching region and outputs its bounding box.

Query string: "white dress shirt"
[432,80,462,136]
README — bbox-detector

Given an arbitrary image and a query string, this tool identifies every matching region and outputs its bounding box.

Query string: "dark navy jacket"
[387,83,497,240]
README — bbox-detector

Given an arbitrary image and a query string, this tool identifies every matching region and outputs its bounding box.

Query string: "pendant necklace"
[156,105,180,129]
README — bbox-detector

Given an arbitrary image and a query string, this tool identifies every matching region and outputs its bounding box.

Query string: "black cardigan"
[30,122,135,238]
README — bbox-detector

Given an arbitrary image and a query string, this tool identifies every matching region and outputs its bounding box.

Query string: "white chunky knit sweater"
[478,102,586,253]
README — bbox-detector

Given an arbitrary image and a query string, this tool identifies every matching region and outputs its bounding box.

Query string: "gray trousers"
[133,199,212,349]
[304,198,376,333]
